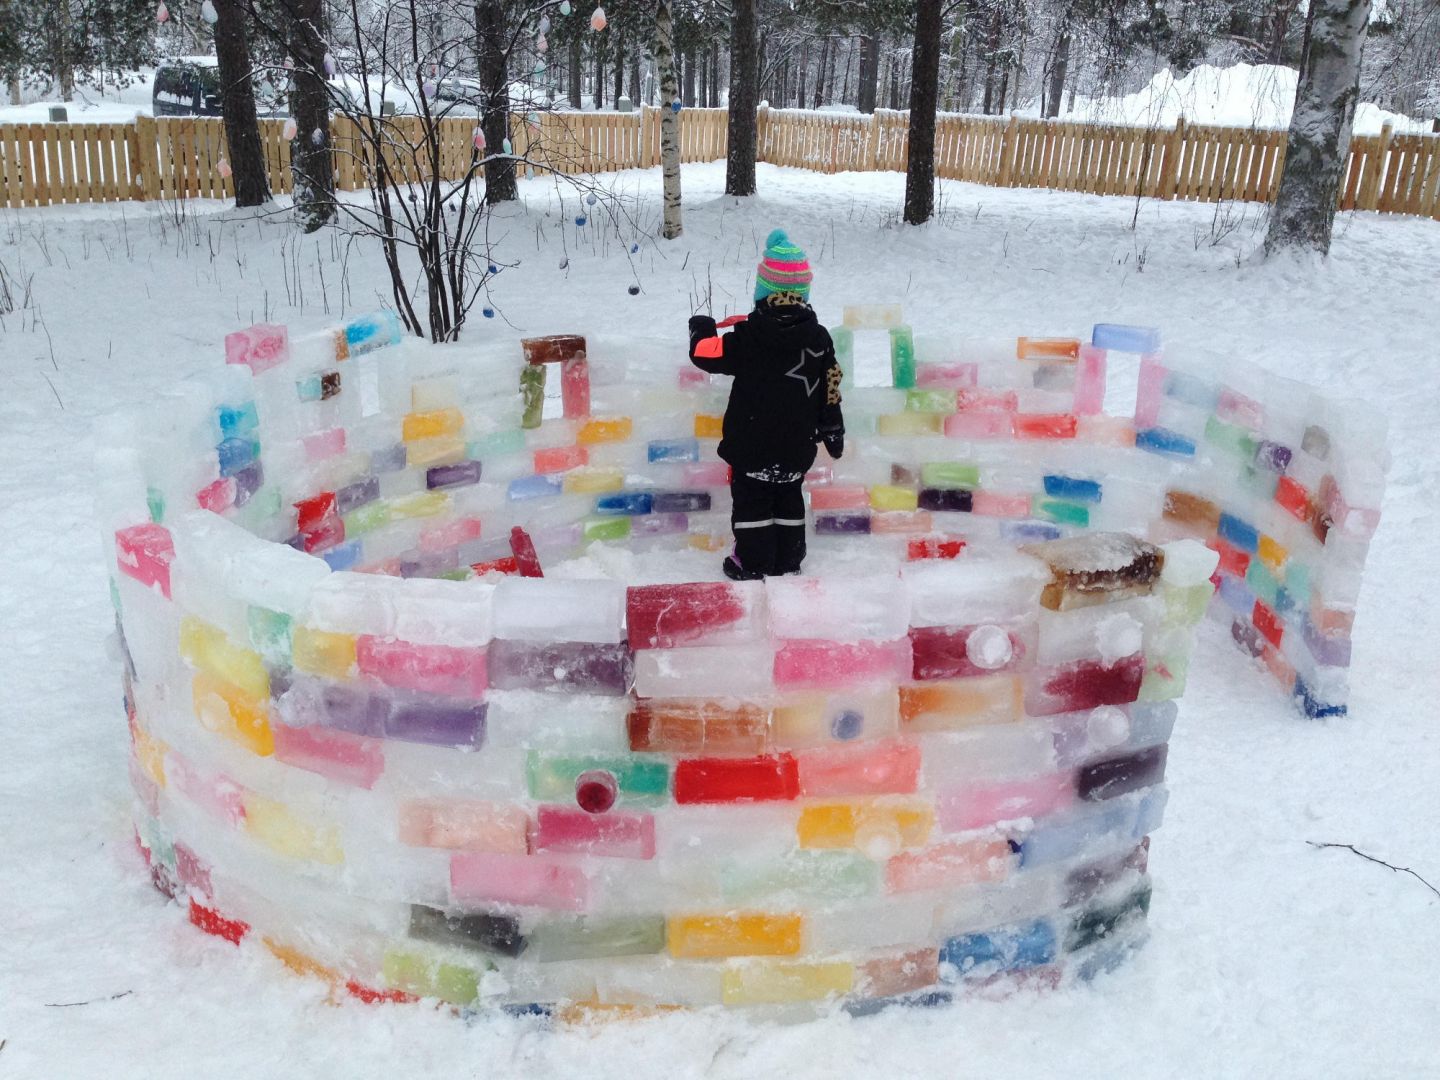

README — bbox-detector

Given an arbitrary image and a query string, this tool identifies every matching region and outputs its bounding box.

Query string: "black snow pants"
[730,472,807,577]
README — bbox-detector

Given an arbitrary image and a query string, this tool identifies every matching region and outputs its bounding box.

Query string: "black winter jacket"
[688,296,845,475]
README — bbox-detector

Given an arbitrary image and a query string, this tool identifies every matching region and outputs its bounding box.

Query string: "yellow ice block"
[868,485,919,512]
[405,434,467,467]
[193,672,275,756]
[401,408,464,443]
[797,800,933,853]
[721,961,854,1006]
[264,939,339,983]
[130,720,168,787]
[897,675,1023,731]
[876,413,943,436]
[389,491,452,520]
[381,950,480,1006]
[1258,534,1288,571]
[562,467,626,495]
[693,414,725,439]
[244,794,343,865]
[291,626,357,679]
[179,616,269,700]
[578,417,634,444]
[666,913,803,959]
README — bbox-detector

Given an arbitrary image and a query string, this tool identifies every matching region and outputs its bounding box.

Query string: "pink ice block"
[885,837,1013,893]
[916,362,979,389]
[808,485,870,511]
[796,740,922,797]
[197,476,237,513]
[224,323,290,374]
[562,356,591,419]
[957,389,1019,413]
[678,367,709,389]
[938,773,1076,832]
[944,411,1013,440]
[273,722,384,789]
[1074,345,1107,416]
[356,636,487,698]
[774,639,913,690]
[450,852,590,911]
[1217,387,1265,431]
[303,427,347,462]
[167,753,247,825]
[1135,353,1167,428]
[532,806,656,859]
[682,461,731,486]
[397,798,530,853]
[804,464,833,484]
[420,516,483,552]
[971,492,1031,518]
[115,523,175,598]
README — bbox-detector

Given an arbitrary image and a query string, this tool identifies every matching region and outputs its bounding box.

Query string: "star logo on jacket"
[786,349,827,397]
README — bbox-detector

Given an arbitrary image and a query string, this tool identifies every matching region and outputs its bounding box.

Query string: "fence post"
[756,103,769,166]
[864,110,883,172]
[1359,121,1393,211]
[997,114,1020,187]
[1158,115,1184,200]
[132,115,161,201]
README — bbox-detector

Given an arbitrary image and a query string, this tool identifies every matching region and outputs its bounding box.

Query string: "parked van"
[152,58,223,116]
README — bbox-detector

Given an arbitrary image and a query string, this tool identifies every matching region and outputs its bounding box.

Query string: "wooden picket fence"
[2,104,1438,219]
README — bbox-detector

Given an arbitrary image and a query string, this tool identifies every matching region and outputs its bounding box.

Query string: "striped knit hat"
[754,228,813,303]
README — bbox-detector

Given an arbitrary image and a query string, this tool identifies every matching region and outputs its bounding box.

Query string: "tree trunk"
[857,35,878,113]
[982,7,1001,113]
[1265,0,1371,255]
[1046,29,1070,119]
[904,0,943,225]
[568,35,583,107]
[796,40,810,108]
[888,41,902,109]
[710,42,721,107]
[593,41,604,109]
[656,0,683,238]
[725,0,758,196]
[683,48,697,106]
[7,73,20,106]
[814,37,829,105]
[614,35,626,104]
[212,0,271,207]
[286,0,335,232]
[840,38,853,104]
[629,51,641,103]
[476,0,516,202]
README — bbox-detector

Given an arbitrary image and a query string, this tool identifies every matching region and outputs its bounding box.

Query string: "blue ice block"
[1135,427,1196,458]
[647,437,700,463]
[1001,520,1063,543]
[1294,676,1347,718]
[371,444,408,473]
[344,310,404,356]
[1042,474,1103,503]
[508,475,564,501]
[1217,512,1259,552]
[941,919,1057,978]
[217,437,259,477]
[322,539,363,571]
[595,492,654,516]
[217,402,259,439]
[1163,371,1219,410]
[1216,573,1256,615]
[1091,324,1161,354]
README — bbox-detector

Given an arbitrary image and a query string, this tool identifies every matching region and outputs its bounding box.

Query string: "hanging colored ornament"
[534,60,546,75]
[217,158,232,178]
[671,97,682,113]
[575,215,587,226]
[200,0,217,23]
[155,2,169,22]
[538,15,550,33]
[472,126,485,151]
[559,1,572,15]
[501,137,513,155]
[482,308,495,319]
[282,117,298,140]
[422,80,436,98]
[536,33,547,53]
[323,53,336,76]
[590,6,606,31]
[627,284,639,296]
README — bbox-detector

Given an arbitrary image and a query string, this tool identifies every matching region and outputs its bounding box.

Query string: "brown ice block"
[627,699,772,755]
[1021,532,1165,611]
[1163,488,1221,531]
[522,334,587,365]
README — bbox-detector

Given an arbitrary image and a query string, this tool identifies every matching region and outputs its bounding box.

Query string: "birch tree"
[656,0,683,238]
[1264,0,1373,255]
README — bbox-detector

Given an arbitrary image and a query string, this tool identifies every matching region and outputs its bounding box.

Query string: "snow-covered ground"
[1022,61,1429,133]
[2,163,1438,1079]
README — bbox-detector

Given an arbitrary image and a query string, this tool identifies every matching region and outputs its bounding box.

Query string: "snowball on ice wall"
[97,304,1382,1017]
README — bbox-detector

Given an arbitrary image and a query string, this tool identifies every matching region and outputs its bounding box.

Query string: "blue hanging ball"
[627,284,639,296]
[488,264,499,274]
[586,193,597,205]
[559,257,569,269]
[575,215,587,226]
[482,307,495,319]
[671,99,682,113]
[630,243,639,253]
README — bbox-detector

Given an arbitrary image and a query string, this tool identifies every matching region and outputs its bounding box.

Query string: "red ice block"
[115,523,175,598]
[1214,538,1250,578]
[450,851,590,911]
[884,837,1012,893]
[1024,654,1145,716]
[509,527,544,578]
[224,323,290,374]
[1014,412,1078,440]
[673,753,799,804]
[273,721,385,789]
[420,517,482,552]
[188,898,249,944]
[944,411,1013,440]
[533,805,656,859]
[561,356,591,419]
[795,740,921,797]
[1275,476,1316,525]
[775,639,913,690]
[356,636,488,698]
[197,476,237,513]
[1252,600,1284,648]
[296,491,337,532]
[910,623,1030,681]
[908,535,967,561]
[472,555,520,576]
[535,445,589,474]
[625,582,754,649]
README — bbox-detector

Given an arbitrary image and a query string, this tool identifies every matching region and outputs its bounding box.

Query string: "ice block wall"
[1129,343,1388,717]
[97,306,1374,1019]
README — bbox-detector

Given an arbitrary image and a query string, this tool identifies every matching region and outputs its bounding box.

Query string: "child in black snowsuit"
[687,229,844,580]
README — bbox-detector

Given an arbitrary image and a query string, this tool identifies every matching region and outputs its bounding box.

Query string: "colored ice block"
[666,913,802,958]
[224,323,289,373]
[625,581,765,649]
[450,852,589,911]
[409,904,526,958]
[885,837,1013,893]
[1022,533,1164,611]
[398,798,531,853]
[795,740,920,797]
[673,754,799,804]
[774,639,913,690]
[628,699,772,755]
[489,640,634,695]
[533,806,656,859]
[939,773,1075,832]
[116,523,175,598]
[356,636,487,697]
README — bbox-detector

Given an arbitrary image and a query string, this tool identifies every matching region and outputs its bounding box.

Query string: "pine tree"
[283,0,335,232]
[725,0,758,197]
[904,0,944,225]
[475,0,517,203]
[212,0,271,208]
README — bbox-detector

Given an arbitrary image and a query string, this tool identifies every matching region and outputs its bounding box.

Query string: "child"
[687,229,844,581]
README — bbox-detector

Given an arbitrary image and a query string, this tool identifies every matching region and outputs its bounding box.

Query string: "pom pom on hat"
[754,228,812,303]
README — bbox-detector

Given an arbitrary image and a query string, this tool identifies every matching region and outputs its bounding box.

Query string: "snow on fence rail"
[1,106,1438,219]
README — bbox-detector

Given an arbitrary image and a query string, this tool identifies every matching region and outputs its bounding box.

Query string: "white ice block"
[1159,538,1220,587]
[1034,596,1161,667]
[484,690,630,752]
[805,896,938,952]
[392,578,495,647]
[633,644,776,699]
[918,724,1056,786]
[766,574,910,642]
[492,578,626,644]
[933,866,1068,938]
[903,552,1050,627]
[303,571,406,637]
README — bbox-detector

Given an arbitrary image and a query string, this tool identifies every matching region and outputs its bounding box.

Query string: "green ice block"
[1203,415,1256,462]
[905,389,955,414]
[889,325,917,389]
[469,428,527,459]
[720,850,881,904]
[247,606,293,665]
[381,950,481,1006]
[830,325,855,389]
[582,516,631,543]
[526,753,670,805]
[520,365,547,429]
[921,461,981,488]
[146,487,166,524]
[1163,582,1212,625]
[527,916,666,962]
[344,500,392,537]
[1246,559,1281,607]
[1035,497,1090,528]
